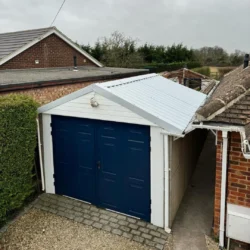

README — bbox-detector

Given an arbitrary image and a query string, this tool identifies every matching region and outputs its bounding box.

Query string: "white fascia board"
[0,28,103,68]
[0,29,54,66]
[38,85,94,113]
[93,84,183,135]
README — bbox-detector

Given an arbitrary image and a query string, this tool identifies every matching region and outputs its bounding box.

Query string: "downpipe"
[192,123,250,249]
[219,131,228,249]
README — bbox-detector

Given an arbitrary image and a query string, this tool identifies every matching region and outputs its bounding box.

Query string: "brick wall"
[0,34,97,70]
[214,131,250,236]
[0,81,97,105]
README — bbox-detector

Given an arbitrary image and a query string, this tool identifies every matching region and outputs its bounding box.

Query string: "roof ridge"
[0,27,54,36]
[106,74,157,88]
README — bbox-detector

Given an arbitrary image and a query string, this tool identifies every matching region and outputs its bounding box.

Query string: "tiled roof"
[196,64,250,124]
[0,27,52,60]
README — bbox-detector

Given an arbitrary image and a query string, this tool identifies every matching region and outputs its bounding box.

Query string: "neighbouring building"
[162,68,216,91]
[194,54,250,249]
[38,73,207,231]
[0,27,148,104]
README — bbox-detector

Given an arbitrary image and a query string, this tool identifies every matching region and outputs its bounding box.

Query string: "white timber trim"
[38,85,94,113]
[0,28,103,67]
[42,114,55,194]
[150,126,164,227]
[164,134,171,233]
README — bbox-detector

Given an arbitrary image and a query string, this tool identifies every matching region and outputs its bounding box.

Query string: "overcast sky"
[0,0,249,52]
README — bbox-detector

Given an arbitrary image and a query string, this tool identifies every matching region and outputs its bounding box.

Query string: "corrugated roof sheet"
[96,74,206,134]
[38,73,206,135]
[0,27,52,60]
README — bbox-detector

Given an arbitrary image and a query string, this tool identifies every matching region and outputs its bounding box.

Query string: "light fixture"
[90,97,99,107]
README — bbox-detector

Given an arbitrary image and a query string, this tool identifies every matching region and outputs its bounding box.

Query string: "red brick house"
[0,27,148,103]
[194,54,250,249]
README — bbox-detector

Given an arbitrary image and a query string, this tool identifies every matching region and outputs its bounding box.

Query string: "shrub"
[192,67,211,77]
[0,95,38,224]
[142,61,201,73]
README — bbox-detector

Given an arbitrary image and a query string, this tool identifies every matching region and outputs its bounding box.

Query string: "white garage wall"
[169,130,203,227]
[45,92,156,127]
[150,127,164,227]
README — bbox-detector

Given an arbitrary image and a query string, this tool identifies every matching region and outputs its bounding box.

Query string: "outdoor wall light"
[90,97,99,107]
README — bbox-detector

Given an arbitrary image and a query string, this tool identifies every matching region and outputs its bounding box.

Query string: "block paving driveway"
[0,194,172,250]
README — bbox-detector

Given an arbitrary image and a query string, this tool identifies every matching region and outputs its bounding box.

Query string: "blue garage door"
[52,115,151,221]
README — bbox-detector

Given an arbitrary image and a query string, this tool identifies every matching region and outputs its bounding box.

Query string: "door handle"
[97,161,101,170]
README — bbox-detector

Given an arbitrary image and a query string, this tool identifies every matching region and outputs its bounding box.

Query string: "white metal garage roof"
[38,73,206,135]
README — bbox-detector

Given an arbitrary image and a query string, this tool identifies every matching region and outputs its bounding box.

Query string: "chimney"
[73,56,78,70]
[244,54,249,69]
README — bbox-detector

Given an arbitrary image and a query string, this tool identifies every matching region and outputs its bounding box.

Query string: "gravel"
[205,235,220,250]
[0,209,150,250]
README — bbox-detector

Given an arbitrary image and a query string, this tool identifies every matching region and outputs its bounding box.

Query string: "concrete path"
[172,133,216,250]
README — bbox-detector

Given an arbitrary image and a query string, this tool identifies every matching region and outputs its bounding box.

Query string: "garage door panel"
[52,115,150,222]
[97,124,122,210]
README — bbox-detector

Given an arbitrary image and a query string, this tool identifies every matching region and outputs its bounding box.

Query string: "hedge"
[0,94,38,224]
[142,61,202,73]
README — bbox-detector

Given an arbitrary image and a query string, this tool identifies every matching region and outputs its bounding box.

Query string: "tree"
[99,31,144,67]
[165,44,194,63]
[229,50,246,66]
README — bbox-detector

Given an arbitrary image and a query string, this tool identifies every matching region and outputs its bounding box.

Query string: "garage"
[38,73,206,230]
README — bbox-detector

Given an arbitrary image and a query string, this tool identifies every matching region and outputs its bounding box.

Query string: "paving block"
[118,220,128,226]
[141,233,152,240]
[120,226,130,232]
[109,217,118,223]
[153,237,166,245]
[100,214,110,220]
[122,232,133,239]
[129,223,139,230]
[133,235,144,244]
[131,229,141,236]
[137,221,147,227]
[74,217,83,223]
[109,222,119,229]
[117,214,126,220]
[92,222,102,229]
[92,216,100,222]
[139,227,149,233]
[150,230,161,238]
[112,229,122,236]
[83,219,93,226]
[127,217,137,224]
[100,219,109,225]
